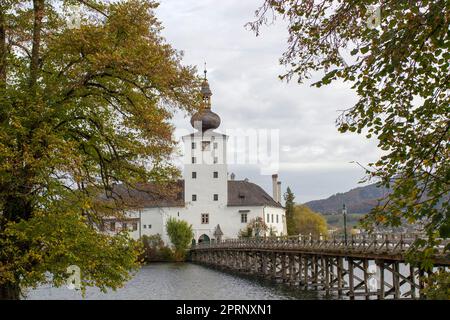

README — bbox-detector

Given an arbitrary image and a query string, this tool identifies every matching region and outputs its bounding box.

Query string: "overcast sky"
[155,0,382,203]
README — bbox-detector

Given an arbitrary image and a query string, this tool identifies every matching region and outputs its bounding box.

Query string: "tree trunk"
[29,0,44,90]
[0,5,6,123]
[0,281,21,300]
[0,7,6,85]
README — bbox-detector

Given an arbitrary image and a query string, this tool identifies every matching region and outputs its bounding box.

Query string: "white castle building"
[106,73,286,244]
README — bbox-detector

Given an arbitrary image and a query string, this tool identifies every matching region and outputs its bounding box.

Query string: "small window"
[192,142,196,149]
[143,224,147,229]
[271,214,274,223]
[110,222,115,231]
[122,222,128,230]
[276,215,279,223]
[213,194,218,201]
[202,141,211,151]
[241,213,247,223]
[213,157,218,164]
[213,171,218,178]
[266,214,270,223]
[148,224,152,229]
[192,194,197,201]
[201,213,209,224]
[192,172,197,179]
[192,157,196,164]
[132,222,138,231]
[213,142,218,149]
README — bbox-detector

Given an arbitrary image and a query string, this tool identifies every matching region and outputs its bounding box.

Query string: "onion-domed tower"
[182,67,228,241]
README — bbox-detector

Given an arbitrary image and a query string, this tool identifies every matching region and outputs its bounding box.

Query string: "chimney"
[272,174,278,202]
[277,181,281,203]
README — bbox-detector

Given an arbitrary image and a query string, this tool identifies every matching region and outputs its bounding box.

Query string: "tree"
[0,0,200,299]
[292,205,328,238]
[283,187,296,235]
[294,205,328,238]
[238,217,268,238]
[141,234,173,262]
[165,217,193,261]
[248,1,449,266]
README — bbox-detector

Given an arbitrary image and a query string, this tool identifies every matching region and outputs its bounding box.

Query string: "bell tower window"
[202,141,211,151]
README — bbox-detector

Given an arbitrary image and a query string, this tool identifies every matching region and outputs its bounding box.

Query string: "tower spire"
[200,62,212,109]
[190,65,220,131]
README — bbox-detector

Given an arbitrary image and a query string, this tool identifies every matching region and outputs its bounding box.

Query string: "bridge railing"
[192,233,449,255]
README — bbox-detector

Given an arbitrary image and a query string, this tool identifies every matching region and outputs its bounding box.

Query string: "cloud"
[157,0,381,202]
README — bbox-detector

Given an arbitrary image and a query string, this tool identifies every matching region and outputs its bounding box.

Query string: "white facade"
[115,76,286,243]
[132,204,286,244]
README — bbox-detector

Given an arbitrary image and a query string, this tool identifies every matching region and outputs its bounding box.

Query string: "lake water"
[25,263,321,300]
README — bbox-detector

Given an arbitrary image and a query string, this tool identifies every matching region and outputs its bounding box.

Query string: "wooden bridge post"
[393,261,400,299]
[377,260,385,300]
[410,266,417,299]
[313,255,319,286]
[289,254,296,285]
[298,254,303,287]
[272,252,277,279]
[281,253,288,282]
[337,257,344,296]
[261,252,268,277]
[324,256,330,296]
[363,259,369,300]
[303,255,309,289]
[348,258,355,300]
[246,251,251,273]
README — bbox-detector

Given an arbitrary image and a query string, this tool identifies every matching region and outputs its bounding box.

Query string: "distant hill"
[304,183,390,215]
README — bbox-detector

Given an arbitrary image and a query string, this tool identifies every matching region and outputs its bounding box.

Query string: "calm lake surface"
[25,263,321,300]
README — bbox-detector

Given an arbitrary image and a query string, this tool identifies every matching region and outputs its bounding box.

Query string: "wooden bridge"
[190,234,450,300]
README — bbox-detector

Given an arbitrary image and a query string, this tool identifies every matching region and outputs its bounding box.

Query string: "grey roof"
[104,180,185,208]
[105,180,282,209]
[227,180,282,208]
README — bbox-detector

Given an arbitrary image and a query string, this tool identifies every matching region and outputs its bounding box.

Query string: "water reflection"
[26,263,321,300]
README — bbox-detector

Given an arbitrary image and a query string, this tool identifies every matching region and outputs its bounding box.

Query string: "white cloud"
[156,0,381,202]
